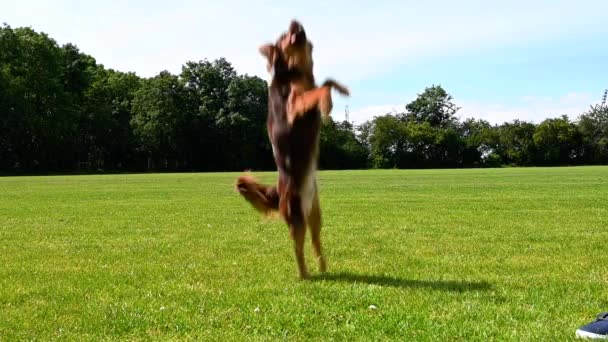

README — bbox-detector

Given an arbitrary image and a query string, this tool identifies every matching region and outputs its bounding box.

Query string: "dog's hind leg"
[283,192,310,279]
[308,189,326,273]
[290,224,309,279]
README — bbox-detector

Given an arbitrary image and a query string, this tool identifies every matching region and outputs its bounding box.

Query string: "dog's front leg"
[287,87,333,126]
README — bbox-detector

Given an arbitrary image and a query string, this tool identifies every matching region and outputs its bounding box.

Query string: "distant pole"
[602,89,607,108]
[345,105,350,123]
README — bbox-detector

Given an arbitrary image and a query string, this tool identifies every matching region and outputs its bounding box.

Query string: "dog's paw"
[318,258,327,273]
[299,271,311,280]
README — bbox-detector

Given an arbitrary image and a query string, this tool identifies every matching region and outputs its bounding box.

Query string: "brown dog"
[266,22,349,125]
[236,21,347,279]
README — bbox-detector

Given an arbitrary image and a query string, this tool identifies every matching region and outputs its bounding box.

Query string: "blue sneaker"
[576,312,608,339]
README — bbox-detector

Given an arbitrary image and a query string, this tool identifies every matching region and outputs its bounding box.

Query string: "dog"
[262,22,349,126]
[236,20,349,279]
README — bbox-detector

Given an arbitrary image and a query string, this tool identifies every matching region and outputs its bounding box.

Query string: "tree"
[401,121,436,167]
[80,68,141,170]
[131,71,186,170]
[433,126,462,167]
[4,23,608,173]
[61,43,97,101]
[221,74,272,170]
[533,116,582,165]
[496,120,537,166]
[368,115,408,168]
[458,118,499,166]
[368,85,465,168]
[577,99,608,164]
[319,120,368,169]
[402,85,460,128]
[356,120,373,159]
[179,59,238,170]
[0,25,77,172]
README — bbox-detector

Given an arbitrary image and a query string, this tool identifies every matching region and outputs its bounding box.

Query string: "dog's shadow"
[311,271,491,292]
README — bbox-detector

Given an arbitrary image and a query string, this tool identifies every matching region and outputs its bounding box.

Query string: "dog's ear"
[259,44,276,63]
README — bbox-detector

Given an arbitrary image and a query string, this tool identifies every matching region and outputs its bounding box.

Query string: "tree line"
[364,86,608,168]
[1,24,607,174]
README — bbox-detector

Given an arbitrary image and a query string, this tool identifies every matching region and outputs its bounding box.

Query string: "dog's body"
[237,21,348,279]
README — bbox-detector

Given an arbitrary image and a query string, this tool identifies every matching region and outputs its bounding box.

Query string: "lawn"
[1,167,607,340]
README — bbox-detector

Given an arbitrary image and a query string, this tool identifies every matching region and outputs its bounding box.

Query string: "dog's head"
[279,20,314,74]
[259,20,314,76]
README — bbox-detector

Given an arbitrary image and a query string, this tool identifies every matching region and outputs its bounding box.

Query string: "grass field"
[1,167,607,340]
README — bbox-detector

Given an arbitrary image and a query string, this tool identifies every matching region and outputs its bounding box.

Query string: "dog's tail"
[235,174,279,215]
[322,79,350,97]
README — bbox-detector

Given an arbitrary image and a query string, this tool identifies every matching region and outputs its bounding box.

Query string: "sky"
[3,0,608,124]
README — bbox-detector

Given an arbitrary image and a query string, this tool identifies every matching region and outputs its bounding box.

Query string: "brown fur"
[236,174,279,215]
[269,22,350,126]
[236,20,339,279]
[288,79,349,125]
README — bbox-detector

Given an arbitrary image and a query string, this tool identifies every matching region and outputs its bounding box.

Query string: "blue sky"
[3,0,607,124]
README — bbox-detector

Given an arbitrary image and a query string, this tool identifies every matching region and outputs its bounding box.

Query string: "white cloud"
[347,104,407,123]
[3,0,606,126]
[459,93,598,124]
[347,92,600,125]
[3,0,607,80]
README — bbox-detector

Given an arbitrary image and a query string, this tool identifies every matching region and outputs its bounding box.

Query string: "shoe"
[576,312,608,339]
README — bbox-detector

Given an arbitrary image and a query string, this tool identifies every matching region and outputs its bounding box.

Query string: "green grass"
[1,167,607,340]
